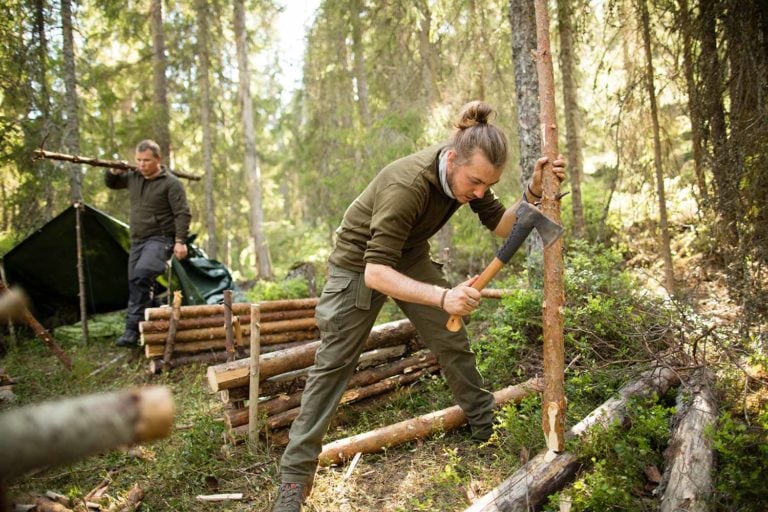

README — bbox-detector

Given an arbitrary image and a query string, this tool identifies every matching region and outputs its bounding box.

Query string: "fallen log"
[138,308,316,334]
[140,317,318,345]
[144,298,319,321]
[234,365,441,433]
[658,368,717,512]
[464,366,681,512]
[319,377,545,466]
[206,319,417,392]
[0,386,174,479]
[224,352,439,427]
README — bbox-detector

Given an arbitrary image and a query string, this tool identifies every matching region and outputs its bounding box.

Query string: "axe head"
[516,201,565,248]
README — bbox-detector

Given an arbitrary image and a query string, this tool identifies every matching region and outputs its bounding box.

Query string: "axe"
[446,201,565,332]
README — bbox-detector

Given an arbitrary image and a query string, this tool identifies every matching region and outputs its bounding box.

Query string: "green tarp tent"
[2,203,234,323]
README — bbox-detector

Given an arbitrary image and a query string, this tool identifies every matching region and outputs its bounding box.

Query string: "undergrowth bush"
[543,394,675,512]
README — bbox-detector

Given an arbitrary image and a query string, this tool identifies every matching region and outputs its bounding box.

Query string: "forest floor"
[1,227,764,511]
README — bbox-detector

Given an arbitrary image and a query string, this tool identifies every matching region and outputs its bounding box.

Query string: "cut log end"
[133,386,175,442]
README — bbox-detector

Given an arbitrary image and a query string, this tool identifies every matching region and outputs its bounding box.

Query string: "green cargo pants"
[279,258,495,484]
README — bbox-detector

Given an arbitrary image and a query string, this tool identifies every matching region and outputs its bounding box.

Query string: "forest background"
[0,0,766,510]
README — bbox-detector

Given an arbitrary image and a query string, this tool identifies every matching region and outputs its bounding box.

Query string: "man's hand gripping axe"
[446,201,565,332]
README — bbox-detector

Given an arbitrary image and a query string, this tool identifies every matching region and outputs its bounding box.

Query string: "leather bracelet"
[527,184,542,199]
[440,289,449,311]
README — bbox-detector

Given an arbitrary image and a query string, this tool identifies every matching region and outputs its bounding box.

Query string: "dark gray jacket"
[105,168,191,242]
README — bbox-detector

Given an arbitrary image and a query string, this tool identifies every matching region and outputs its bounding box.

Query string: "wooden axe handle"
[445,258,505,332]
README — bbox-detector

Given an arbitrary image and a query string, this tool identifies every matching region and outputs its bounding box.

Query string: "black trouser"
[125,236,173,333]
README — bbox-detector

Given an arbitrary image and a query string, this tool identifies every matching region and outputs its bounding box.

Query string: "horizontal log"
[140,317,318,345]
[145,298,319,321]
[206,319,417,392]
[139,309,315,334]
[224,351,438,426]
[149,351,238,373]
[144,330,320,358]
[465,367,682,512]
[479,289,513,299]
[233,366,441,433]
[319,378,544,466]
[0,386,174,479]
[219,346,432,403]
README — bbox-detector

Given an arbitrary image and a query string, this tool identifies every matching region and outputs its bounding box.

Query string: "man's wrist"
[526,183,542,202]
[439,288,449,311]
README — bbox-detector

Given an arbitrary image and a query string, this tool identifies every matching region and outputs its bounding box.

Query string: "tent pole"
[74,202,89,344]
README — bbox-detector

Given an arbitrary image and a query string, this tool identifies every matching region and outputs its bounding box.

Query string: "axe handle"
[445,258,504,332]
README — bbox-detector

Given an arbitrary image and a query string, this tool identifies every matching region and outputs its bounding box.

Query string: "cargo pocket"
[315,275,354,333]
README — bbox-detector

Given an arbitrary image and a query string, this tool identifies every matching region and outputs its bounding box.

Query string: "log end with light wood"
[319,377,543,467]
[0,386,175,479]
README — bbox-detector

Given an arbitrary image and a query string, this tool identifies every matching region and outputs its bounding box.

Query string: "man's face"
[135,149,162,178]
[446,149,502,204]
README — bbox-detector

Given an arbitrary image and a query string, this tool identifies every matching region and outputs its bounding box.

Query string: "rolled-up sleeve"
[470,188,506,231]
[364,183,423,267]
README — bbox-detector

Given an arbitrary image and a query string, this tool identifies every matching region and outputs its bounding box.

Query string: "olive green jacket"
[329,144,506,272]
[105,168,191,243]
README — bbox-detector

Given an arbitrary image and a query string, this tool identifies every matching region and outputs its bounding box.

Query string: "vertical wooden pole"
[534,0,566,456]
[162,291,182,368]
[224,290,235,362]
[233,316,244,358]
[0,261,17,349]
[248,303,261,451]
[74,202,89,344]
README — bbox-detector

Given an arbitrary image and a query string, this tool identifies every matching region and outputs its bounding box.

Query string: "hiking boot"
[115,330,139,347]
[470,423,494,443]
[270,482,309,512]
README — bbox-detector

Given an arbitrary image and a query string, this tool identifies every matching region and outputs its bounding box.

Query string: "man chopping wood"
[270,101,565,511]
[106,140,191,348]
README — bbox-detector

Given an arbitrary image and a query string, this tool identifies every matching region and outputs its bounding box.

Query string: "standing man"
[106,139,191,347]
[269,101,565,511]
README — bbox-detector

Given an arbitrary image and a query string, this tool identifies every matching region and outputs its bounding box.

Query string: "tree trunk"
[508,0,544,285]
[640,0,675,294]
[0,387,173,479]
[34,0,55,220]
[350,0,370,127]
[60,0,82,202]
[195,0,218,259]
[466,367,681,511]
[556,0,586,238]
[677,0,708,203]
[233,0,273,279]
[533,0,566,455]
[698,0,728,213]
[150,0,172,162]
[319,378,543,466]
[416,0,440,105]
[658,369,717,512]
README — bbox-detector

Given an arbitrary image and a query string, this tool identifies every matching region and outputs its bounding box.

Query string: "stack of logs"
[206,318,438,443]
[140,297,321,373]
